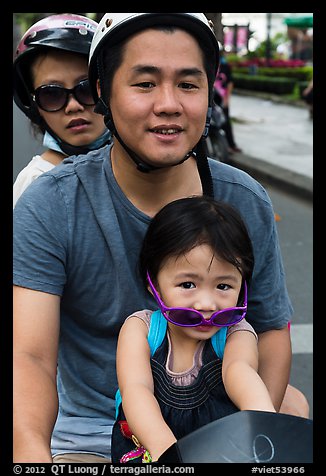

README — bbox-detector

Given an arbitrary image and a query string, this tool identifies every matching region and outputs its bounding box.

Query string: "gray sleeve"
[248,220,293,333]
[13,174,69,296]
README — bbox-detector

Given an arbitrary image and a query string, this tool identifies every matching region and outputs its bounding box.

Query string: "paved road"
[230,92,313,199]
[13,102,45,181]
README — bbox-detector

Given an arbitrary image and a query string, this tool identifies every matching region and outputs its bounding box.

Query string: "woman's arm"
[116,317,177,461]
[222,330,276,412]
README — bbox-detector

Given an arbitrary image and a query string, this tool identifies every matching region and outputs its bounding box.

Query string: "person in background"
[13,13,308,464]
[13,14,111,207]
[213,48,242,155]
[302,79,313,120]
[112,196,275,463]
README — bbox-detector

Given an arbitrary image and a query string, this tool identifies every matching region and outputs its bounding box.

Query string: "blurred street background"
[13,13,313,417]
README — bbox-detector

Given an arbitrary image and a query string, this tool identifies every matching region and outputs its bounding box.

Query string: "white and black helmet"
[89,13,219,103]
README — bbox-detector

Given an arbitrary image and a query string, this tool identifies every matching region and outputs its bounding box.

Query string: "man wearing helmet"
[13,14,111,207]
[13,13,308,463]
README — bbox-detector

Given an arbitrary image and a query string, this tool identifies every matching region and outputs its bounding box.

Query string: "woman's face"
[109,28,209,168]
[32,50,106,146]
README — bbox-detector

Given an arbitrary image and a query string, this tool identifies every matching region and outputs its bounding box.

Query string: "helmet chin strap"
[113,127,194,173]
[94,97,214,196]
[99,101,208,173]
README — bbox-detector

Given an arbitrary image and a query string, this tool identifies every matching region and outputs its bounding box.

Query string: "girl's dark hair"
[100,25,216,105]
[139,196,254,288]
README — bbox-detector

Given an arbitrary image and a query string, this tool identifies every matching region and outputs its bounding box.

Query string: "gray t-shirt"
[13,144,292,458]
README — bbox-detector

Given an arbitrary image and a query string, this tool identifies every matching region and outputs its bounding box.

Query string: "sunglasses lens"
[35,80,94,112]
[212,309,245,326]
[167,309,202,326]
[36,86,67,112]
[75,80,95,106]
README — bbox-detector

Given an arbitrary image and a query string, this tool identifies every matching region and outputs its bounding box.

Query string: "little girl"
[112,196,275,463]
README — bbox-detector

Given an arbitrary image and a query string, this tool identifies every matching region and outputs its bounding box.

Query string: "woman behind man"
[13,14,110,207]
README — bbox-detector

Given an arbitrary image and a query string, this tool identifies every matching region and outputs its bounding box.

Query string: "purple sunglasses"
[147,272,247,328]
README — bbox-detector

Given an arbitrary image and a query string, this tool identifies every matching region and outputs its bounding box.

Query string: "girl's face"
[154,244,243,342]
[109,28,208,168]
[32,50,106,146]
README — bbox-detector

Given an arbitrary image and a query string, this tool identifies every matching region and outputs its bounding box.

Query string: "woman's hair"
[99,25,216,106]
[139,195,254,287]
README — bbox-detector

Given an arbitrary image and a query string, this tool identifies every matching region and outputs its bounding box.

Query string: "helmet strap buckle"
[94,97,109,116]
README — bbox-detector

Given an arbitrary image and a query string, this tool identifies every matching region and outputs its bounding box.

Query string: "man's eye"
[179,82,197,90]
[135,82,154,88]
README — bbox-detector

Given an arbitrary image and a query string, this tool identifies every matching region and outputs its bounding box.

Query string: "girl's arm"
[116,316,177,461]
[222,330,276,412]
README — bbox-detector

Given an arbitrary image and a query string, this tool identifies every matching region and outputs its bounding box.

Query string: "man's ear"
[96,78,101,98]
[94,79,110,116]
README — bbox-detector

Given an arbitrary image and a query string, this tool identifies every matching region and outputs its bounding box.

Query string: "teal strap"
[211,326,228,359]
[115,388,122,419]
[147,310,168,356]
[115,310,167,418]
[115,313,226,418]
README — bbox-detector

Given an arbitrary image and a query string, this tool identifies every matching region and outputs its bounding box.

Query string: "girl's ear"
[147,279,162,299]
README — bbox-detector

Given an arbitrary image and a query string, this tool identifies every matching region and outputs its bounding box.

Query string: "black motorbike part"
[205,129,230,163]
[205,103,230,163]
[158,410,313,463]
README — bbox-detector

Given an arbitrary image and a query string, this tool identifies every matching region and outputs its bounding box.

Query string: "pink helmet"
[13,14,98,122]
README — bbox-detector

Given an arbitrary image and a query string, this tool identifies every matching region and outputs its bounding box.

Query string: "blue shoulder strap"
[115,388,122,419]
[147,310,168,356]
[115,314,227,418]
[211,326,228,359]
[115,310,167,418]
[148,311,227,359]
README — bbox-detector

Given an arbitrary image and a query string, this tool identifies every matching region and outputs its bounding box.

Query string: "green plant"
[233,74,296,95]
[14,13,45,32]
[248,32,288,59]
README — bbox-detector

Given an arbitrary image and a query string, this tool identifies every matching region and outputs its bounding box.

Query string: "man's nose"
[153,85,183,116]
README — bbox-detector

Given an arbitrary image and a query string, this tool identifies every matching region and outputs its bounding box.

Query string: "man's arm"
[13,286,60,462]
[257,326,292,412]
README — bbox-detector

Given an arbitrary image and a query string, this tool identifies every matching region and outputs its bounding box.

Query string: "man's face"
[109,28,209,168]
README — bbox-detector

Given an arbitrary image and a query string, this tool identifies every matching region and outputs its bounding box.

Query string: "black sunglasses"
[33,79,95,112]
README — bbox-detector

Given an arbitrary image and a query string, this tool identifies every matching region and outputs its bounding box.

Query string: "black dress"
[111,312,238,463]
